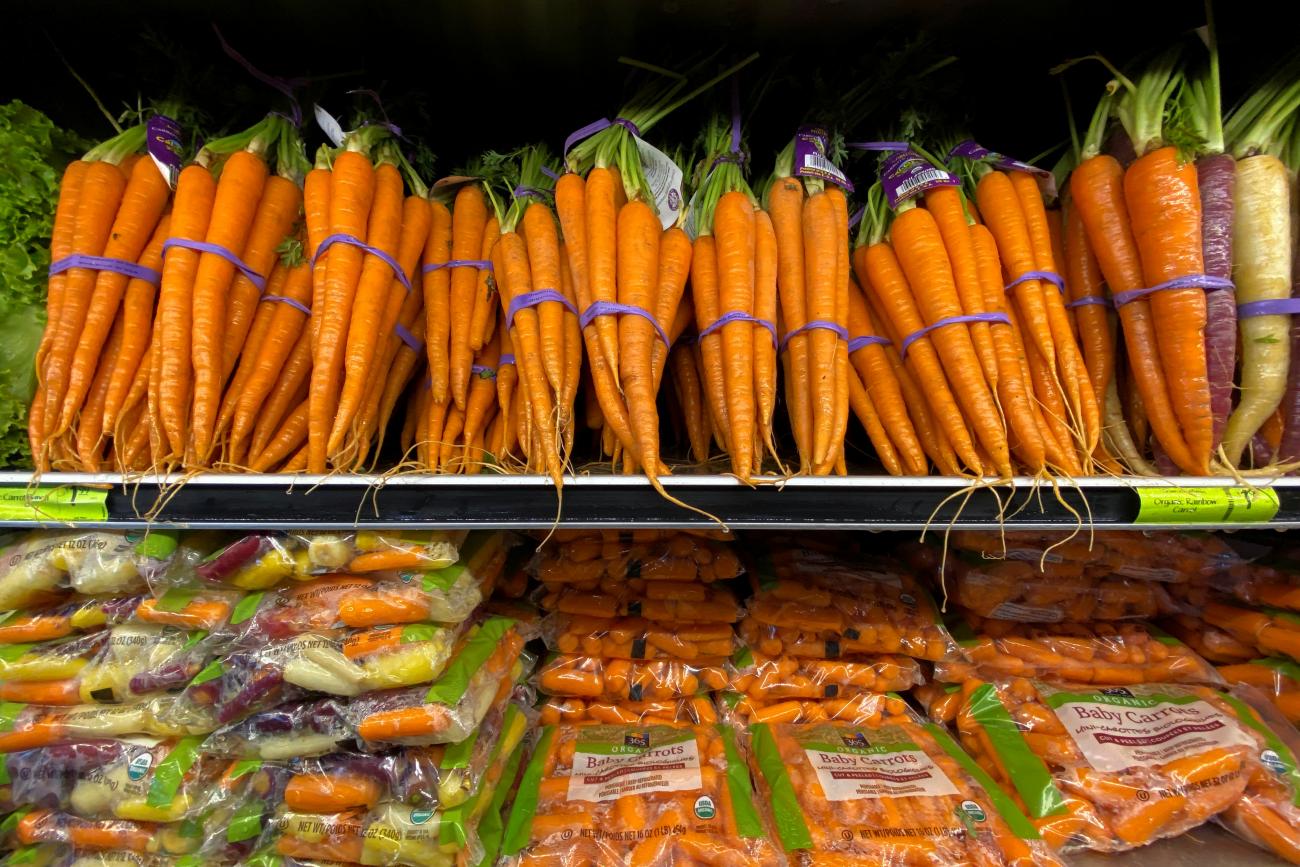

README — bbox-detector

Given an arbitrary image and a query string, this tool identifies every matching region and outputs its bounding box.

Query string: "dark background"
[9,0,1299,177]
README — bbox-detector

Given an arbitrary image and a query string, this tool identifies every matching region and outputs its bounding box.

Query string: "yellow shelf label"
[0,486,108,522]
[1134,485,1279,525]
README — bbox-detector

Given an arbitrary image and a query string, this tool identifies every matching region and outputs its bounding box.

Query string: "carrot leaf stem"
[83,122,146,164]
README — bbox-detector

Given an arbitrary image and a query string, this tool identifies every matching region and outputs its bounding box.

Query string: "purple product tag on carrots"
[880,149,958,208]
[948,140,1057,199]
[793,124,853,192]
[147,115,183,189]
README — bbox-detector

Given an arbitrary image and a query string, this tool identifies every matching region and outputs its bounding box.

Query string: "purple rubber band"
[540,166,561,182]
[262,294,311,316]
[1067,295,1111,310]
[848,206,865,230]
[848,335,891,353]
[1239,298,1300,318]
[394,323,423,352]
[779,319,849,352]
[899,312,1011,360]
[499,353,516,367]
[513,184,550,201]
[471,364,497,380]
[580,300,668,345]
[48,254,161,286]
[422,259,493,273]
[214,24,305,126]
[564,117,642,155]
[1004,270,1065,295]
[507,289,578,330]
[162,239,267,292]
[697,310,777,347]
[313,233,412,293]
[1112,274,1235,308]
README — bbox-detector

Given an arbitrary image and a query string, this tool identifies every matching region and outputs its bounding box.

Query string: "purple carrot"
[1198,154,1237,450]
[1279,223,1300,465]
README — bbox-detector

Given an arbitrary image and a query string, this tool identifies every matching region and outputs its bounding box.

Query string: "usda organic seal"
[694,795,716,820]
[127,753,154,781]
[959,800,986,823]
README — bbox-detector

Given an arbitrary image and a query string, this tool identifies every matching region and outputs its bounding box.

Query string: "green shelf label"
[1134,485,1279,525]
[0,486,108,522]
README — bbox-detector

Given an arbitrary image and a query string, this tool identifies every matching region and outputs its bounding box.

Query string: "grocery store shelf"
[1,472,1297,530]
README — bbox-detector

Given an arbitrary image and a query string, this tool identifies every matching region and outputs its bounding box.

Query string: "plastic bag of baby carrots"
[954,677,1264,852]
[538,696,718,727]
[1217,658,1300,725]
[945,555,1169,622]
[935,614,1222,686]
[728,648,922,701]
[544,614,737,661]
[1204,601,1300,661]
[265,700,531,867]
[1,737,225,823]
[342,617,528,748]
[532,531,742,587]
[289,529,465,576]
[913,681,962,725]
[535,655,728,701]
[0,697,205,754]
[0,624,215,706]
[721,692,909,727]
[0,531,175,611]
[742,547,960,662]
[1160,612,1258,664]
[747,713,1065,866]
[946,529,1247,581]
[11,809,215,858]
[1213,685,1300,863]
[499,721,781,866]
[538,581,743,624]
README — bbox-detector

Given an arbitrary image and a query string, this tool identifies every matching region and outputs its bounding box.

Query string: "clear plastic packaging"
[1214,684,1300,864]
[264,698,530,867]
[747,715,1066,866]
[499,722,781,866]
[727,648,923,700]
[1203,601,1300,660]
[544,614,735,661]
[948,529,1247,582]
[200,699,352,762]
[0,697,206,753]
[343,617,526,748]
[936,615,1222,686]
[13,809,203,857]
[52,624,214,704]
[537,581,743,624]
[1217,658,1300,724]
[954,677,1263,852]
[0,532,170,611]
[0,596,139,646]
[721,691,909,727]
[534,655,728,700]
[536,696,717,727]
[3,738,226,823]
[913,681,962,724]
[742,547,960,661]
[1161,613,1258,664]
[287,530,463,577]
[945,555,1169,622]
[532,531,743,587]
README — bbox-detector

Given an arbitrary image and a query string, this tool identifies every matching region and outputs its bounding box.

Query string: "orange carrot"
[691,235,731,453]
[449,184,489,411]
[157,165,217,459]
[422,200,453,405]
[617,199,665,482]
[101,215,169,435]
[892,206,1011,476]
[57,158,169,434]
[310,150,375,472]
[803,191,838,466]
[714,191,757,477]
[585,167,621,375]
[189,150,269,465]
[769,179,811,469]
